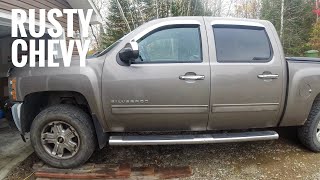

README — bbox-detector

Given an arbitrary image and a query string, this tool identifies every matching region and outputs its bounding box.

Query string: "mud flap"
[92,114,108,149]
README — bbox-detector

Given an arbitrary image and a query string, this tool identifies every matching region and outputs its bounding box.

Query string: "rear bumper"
[11,103,23,133]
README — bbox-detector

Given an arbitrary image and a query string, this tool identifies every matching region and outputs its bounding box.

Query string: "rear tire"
[298,97,320,152]
[30,104,96,168]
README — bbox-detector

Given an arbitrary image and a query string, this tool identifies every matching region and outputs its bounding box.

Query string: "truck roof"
[151,16,270,24]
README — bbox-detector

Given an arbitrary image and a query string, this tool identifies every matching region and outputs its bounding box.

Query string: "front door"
[102,19,210,132]
[206,19,285,130]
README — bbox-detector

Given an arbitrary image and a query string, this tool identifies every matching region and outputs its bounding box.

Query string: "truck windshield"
[97,40,121,57]
[97,31,134,57]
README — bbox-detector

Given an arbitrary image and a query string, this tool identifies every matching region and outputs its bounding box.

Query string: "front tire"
[298,97,320,152]
[30,104,96,168]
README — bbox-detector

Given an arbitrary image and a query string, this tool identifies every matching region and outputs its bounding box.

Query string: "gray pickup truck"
[7,17,320,168]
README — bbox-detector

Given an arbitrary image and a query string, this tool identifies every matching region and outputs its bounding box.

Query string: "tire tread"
[298,96,320,152]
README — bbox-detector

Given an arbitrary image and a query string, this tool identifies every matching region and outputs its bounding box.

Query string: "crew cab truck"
[7,17,320,168]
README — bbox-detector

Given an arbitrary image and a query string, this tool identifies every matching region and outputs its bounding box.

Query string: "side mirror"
[119,41,139,64]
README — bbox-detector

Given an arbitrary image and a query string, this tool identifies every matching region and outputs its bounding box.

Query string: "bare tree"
[89,0,110,50]
[226,0,234,16]
[280,0,285,40]
[234,0,261,19]
[127,0,137,28]
[155,0,159,18]
[134,0,145,23]
[116,0,131,31]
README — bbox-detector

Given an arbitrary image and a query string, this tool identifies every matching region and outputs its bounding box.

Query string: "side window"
[136,26,202,63]
[213,25,272,63]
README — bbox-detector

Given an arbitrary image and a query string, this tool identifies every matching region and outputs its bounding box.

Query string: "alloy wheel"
[41,121,80,159]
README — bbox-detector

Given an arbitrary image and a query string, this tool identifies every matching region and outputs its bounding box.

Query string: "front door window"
[136,26,202,63]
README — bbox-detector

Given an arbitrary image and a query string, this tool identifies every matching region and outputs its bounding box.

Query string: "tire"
[30,104,96,168]
[298,97,320,152]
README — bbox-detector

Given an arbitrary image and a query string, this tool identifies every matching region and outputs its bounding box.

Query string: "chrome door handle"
[257,74,279,79]
[179,75,205,80]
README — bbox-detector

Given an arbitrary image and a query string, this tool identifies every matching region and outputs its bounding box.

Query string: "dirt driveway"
[5,127,320,180]
[0,119,33,180]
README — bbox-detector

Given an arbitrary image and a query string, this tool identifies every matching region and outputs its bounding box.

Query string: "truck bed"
[286,57,320,63]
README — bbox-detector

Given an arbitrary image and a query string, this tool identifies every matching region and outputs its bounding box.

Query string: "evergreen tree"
[309,22,320,51]
[99,0,129,49]
[261,0,282,31]
[100,0,142,49]
[260,0,315,56]
[100,0,211,49]
[171,0,212,16]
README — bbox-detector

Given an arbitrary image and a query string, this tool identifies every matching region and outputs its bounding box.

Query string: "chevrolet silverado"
[7,17,320,168]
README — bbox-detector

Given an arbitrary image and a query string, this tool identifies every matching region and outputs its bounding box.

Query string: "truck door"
[102,18,211,132]
[206,19,285,130]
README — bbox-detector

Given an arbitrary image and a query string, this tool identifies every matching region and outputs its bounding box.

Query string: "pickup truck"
[7,17,320,168]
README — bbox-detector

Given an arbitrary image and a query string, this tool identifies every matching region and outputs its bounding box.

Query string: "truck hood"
[8,56,105,78]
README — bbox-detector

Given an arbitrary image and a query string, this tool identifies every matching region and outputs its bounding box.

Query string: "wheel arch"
[281,91,320,127]
[20,91,108,149]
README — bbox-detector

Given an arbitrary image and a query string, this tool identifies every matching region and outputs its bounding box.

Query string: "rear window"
[213,25,272,63]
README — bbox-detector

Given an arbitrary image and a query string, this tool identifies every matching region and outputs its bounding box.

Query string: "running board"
[109,131,279,146]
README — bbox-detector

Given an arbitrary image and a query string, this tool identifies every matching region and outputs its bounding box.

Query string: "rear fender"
[280,61,320,126]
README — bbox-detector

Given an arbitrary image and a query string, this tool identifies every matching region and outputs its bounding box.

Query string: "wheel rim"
[317,122,320,142]
[41,121,80,159]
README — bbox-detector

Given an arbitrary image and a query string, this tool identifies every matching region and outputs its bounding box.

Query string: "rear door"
[205,19,285,130]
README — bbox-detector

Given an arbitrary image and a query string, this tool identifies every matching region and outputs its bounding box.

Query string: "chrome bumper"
[11,103,22,132]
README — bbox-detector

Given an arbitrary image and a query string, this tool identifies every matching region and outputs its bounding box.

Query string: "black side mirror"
[119,42,139,65]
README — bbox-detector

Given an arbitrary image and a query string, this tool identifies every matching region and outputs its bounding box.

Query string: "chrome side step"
[109,131,279,146]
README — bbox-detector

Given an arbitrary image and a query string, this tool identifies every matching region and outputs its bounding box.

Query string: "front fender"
[10,57,109,131]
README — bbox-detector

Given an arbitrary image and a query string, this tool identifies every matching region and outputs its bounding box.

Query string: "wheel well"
[315,93,320,103]
[312,93,320,111]
[305,93,320,124]
[21,91,91,134]
[310,93,320,112]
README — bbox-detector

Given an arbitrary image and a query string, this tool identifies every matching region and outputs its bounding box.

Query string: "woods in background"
[261,0,315,55]
[99,0,213,49]
[94,0,319,56]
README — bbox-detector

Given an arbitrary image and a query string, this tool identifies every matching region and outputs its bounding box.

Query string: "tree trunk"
[135,0,145,23]
[116,0,131,31]
[317,0,319,22]
[280,0,284,40]
[155,0,159,18]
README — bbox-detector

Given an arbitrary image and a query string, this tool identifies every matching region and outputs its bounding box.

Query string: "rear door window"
[213,25,272,63]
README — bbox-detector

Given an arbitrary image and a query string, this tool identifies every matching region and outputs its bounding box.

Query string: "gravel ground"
[5,127,320,180]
